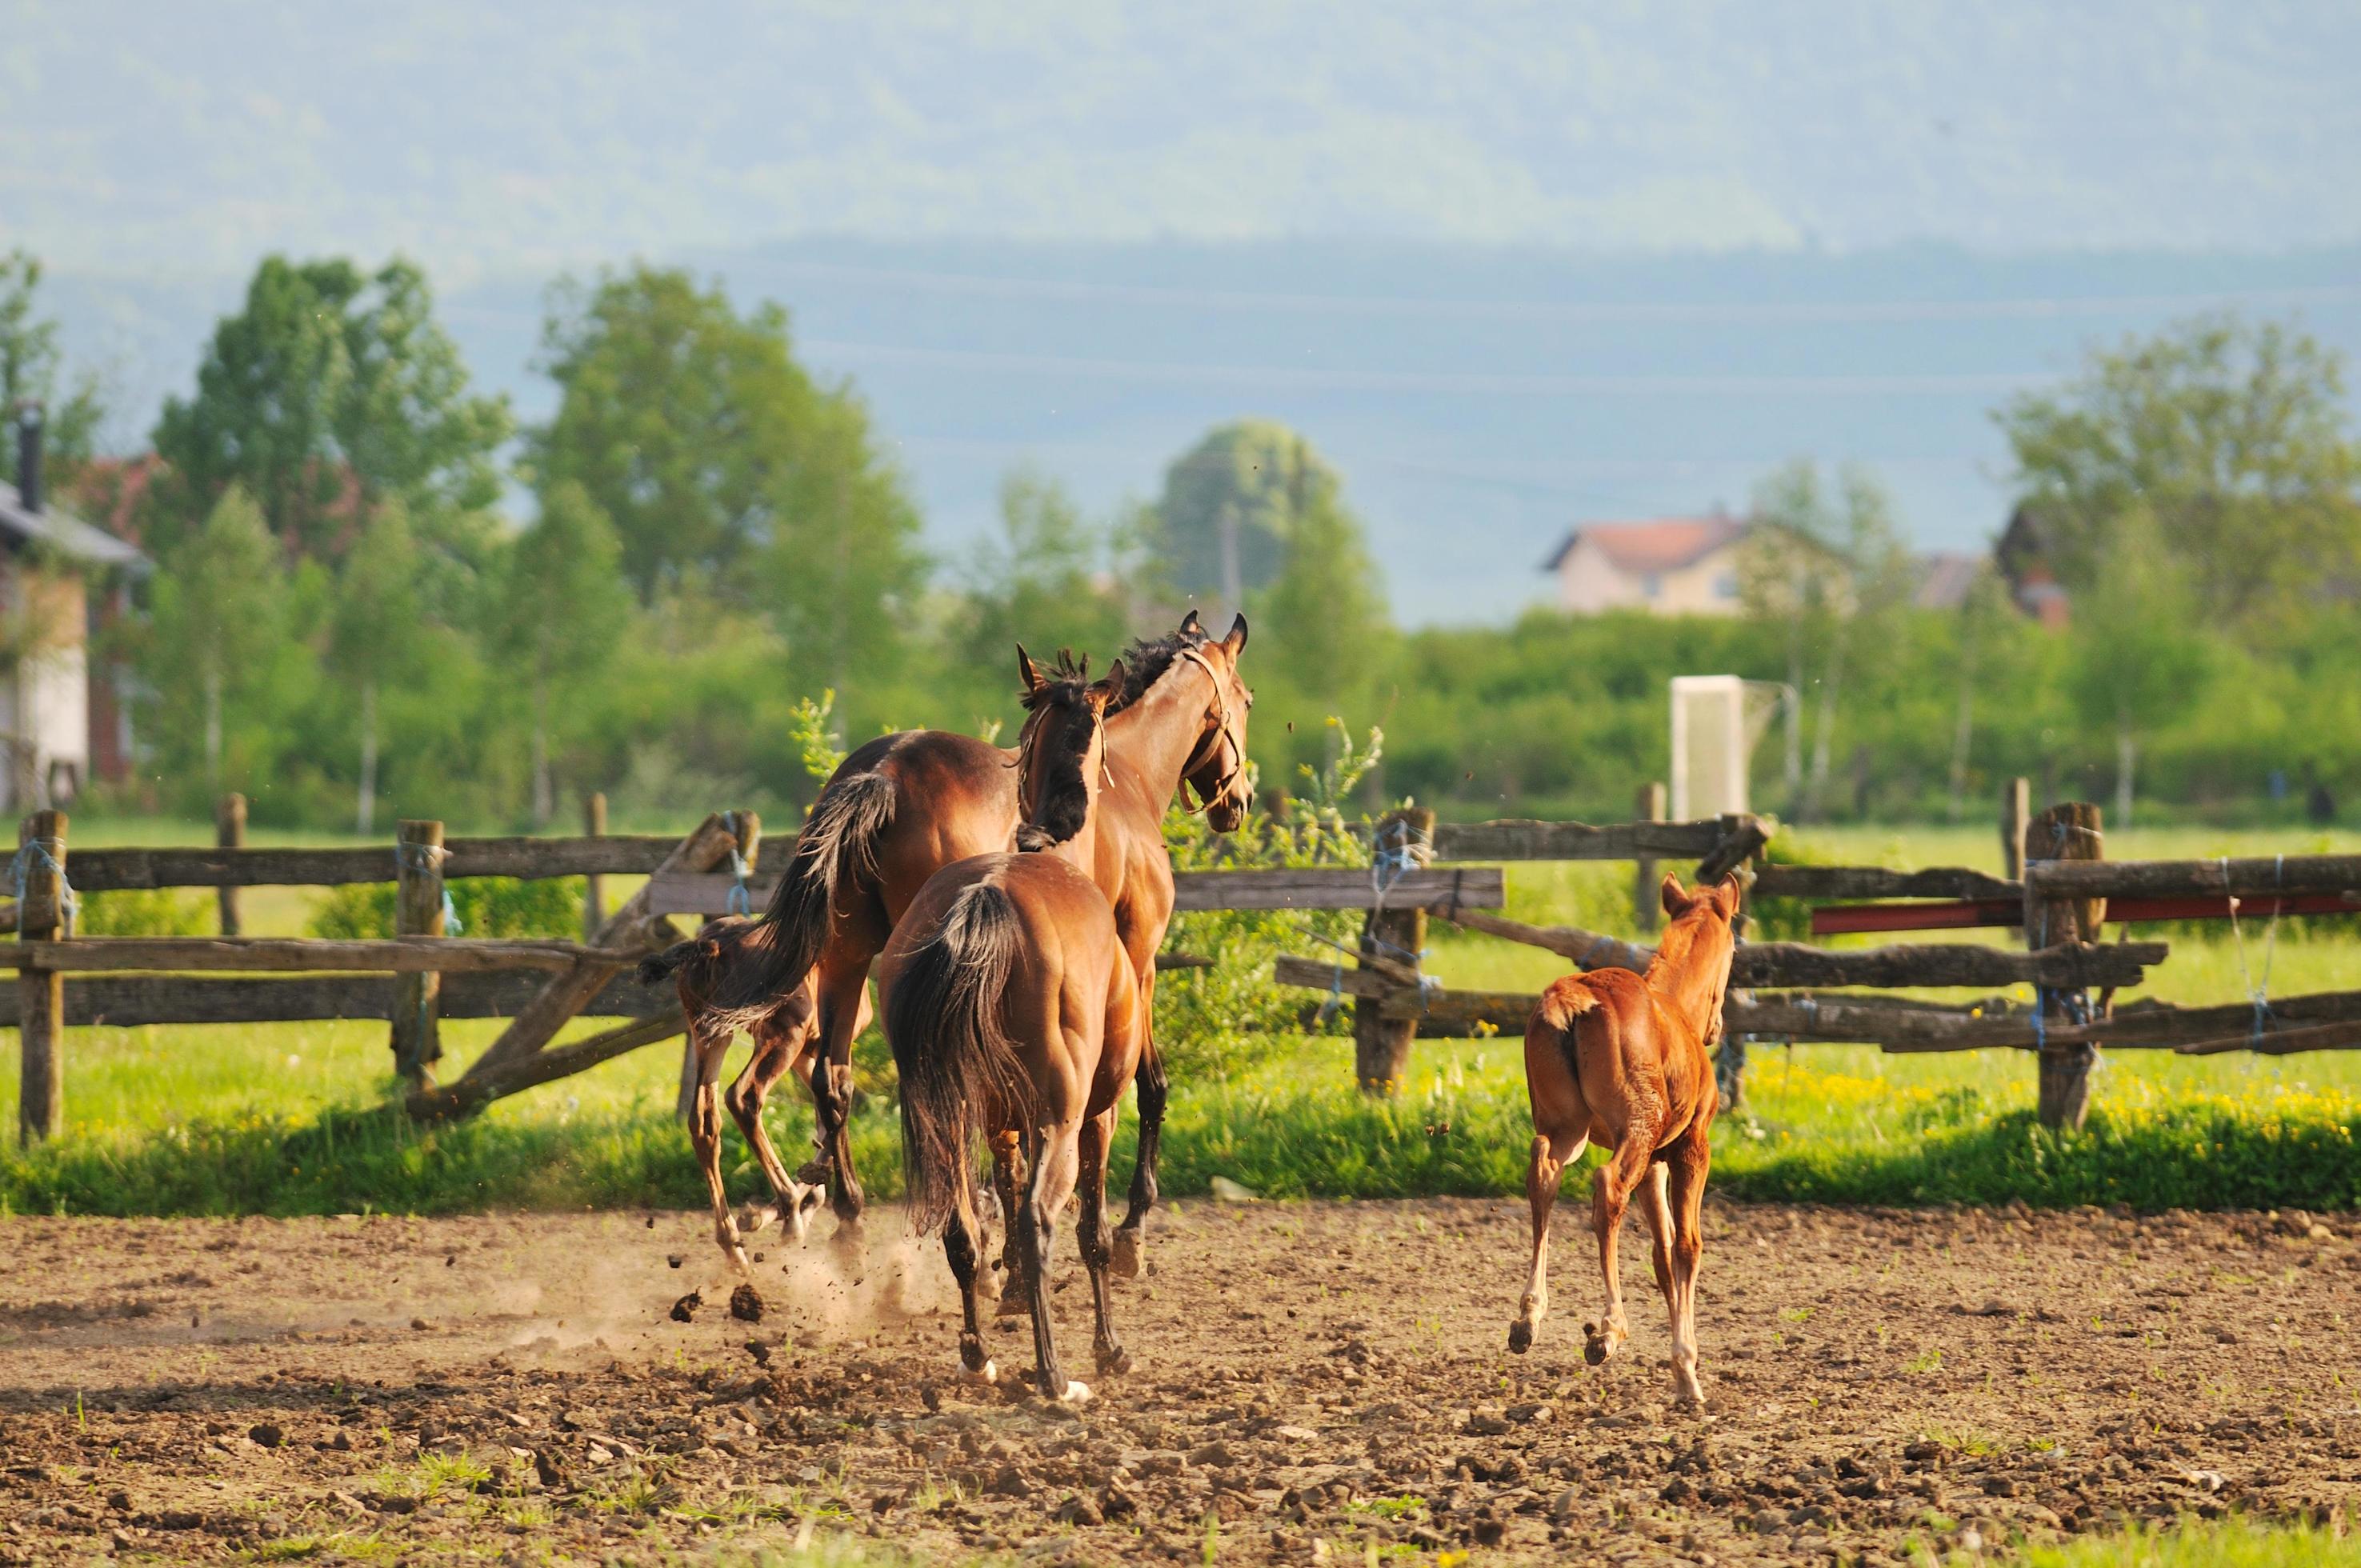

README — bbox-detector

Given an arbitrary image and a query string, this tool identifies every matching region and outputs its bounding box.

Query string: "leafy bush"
[76,888,212,937]
[309,876,584,940]
[1154,719,1387,1077]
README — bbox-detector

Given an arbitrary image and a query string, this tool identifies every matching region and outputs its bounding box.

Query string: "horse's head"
[1174,610,1255,833]
[1657,873,1745,1049]
[1014,645,1123,851]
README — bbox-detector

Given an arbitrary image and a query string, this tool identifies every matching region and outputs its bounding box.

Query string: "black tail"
[885,880,1027,1237]
[635,939,695,987]
[706,769,895,1031]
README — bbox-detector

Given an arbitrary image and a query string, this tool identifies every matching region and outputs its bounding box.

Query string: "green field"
[3,818,2359,1218]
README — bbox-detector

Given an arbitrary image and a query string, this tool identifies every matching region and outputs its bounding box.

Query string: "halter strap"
[1174,646,1244,814]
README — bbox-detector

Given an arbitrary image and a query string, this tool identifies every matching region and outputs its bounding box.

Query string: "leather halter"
[1174,646,1247,815]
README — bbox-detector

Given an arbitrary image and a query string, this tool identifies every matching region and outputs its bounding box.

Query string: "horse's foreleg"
[686,1023,750,1275]
[1663,1129,1712,1408]
[1111,959,1162,1277]
[943,1203,995,1384]
[1642,1159,1675,1295]
[1509,1127,1587,1354]
[1021,1122,1088,1404]
[1583,1125,1656,1368]
[990,1130,1027,1318]
[1078,1105,1130,1375]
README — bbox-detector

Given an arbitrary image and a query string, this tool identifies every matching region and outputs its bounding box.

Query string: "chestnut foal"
[1507,874,1741,1407]
[637,918,873,1270]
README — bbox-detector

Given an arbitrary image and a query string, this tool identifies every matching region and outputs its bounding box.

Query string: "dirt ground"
[3,1197,2358,1566]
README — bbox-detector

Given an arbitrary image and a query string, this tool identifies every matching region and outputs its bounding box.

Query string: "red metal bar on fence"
[1811,891,2361,938]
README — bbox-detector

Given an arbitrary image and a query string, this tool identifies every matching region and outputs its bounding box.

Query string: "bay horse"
[699,611,1251,1266]
[879,651,1142,1402]
[635,919,873,1270]
[1507,874,1741,1409]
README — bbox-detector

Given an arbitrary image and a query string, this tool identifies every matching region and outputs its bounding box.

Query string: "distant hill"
[39,238,2361,624]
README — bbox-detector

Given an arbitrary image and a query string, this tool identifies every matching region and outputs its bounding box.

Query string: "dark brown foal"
[1507,874,1740,1408]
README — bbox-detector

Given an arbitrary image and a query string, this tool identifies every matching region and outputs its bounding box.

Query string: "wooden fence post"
[1633,781,1667,934]
[15,810,65,1143]
[389,820,446,1090]
[2025,800,2103,1130]
[677,810,760,1119]
[1355,806,1434,1095]
[2001,778,2030,881]
[215,794,246,936]
[582,792,607,941]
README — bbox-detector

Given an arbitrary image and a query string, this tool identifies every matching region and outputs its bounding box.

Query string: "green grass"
[3,818,2359,1217]
[2003,1517,2361,1567]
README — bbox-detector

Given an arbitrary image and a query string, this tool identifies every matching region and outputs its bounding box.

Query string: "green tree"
[1249,463,1392,718]
[1998,314,2361,626]
[2067,509,2215,826]
[0,250,106,495]
[142,487,292,794]
[528,266,925,720]
[1145,420,1341,609]
[493,482,634,825]
[326,502,426,834]
[1740,460,1914,822]
[941,468,1136,724]
[150,255,510,560]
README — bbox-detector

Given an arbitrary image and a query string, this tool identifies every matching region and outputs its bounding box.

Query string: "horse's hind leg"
[1110,1041,1165,1278]
[1508,1126,1587,1354]
[1582,1120,1658,1367]
[1641,1160,1675,1297]
[991,1130,1028,1318]
[942,1204,996,1385]
[1078,1105,1130,1375]
[727,1014,823,1242]
[1019,1121,1089,1404]
[1662,1127,1712,1407]
[808,950,875,1231]
[686,1022,750,1275]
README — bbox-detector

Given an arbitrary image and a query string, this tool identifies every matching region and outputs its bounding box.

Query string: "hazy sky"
[8,1,2359,276]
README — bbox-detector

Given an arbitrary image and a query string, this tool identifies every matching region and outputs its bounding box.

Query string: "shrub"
[309,876,584,940]
[76,888,213,937]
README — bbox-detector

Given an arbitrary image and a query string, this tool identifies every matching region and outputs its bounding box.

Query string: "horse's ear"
[1091,658,1127,712]
[1661,874,1695,918]
[1179,608,1203,634]
[1716,873,1746,917]
[1223,612,1249,654]
[1017,643,1046,693]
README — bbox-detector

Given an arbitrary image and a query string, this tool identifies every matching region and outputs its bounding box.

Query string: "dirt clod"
[668,1289,702,1323]
[728,1283,765,1322]
[247,1422,282,1448]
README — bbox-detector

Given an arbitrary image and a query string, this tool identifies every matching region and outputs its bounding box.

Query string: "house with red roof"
[1539,513,1753,615]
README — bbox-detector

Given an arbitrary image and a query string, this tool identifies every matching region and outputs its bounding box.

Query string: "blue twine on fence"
[722,811,754,917]
[2223,853,2283,1049]
[394,842,462,935]
[10,837,77,931]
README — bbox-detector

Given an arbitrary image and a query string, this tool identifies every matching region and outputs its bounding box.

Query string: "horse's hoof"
[962,1358,998,1386]
[1095,1346,1133,1376]
[738,1202,778,1236]
[1582,1321,1619,1366]
[1055,1378,1093,1406]
[1109,1227,1143,1279]
[1507,1321,1534,1355]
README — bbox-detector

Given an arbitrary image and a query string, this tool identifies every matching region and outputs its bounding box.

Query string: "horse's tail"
[1532,978,1603,1078]
[705,770,896,1030]
[634,938,697,988]
[886,880,1027,1238]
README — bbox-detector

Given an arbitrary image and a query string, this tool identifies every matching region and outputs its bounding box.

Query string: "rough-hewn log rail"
[1429,906,2163,990]
[646,865,1508,917]
[1753,864,2023,902]
[1417,818,1738,862]
[406,1011,688,1123]
[58,836,690,891]
[2025,854,2361,901]
[0,937,607,974]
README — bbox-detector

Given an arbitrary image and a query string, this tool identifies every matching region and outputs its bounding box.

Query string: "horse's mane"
[1015,650,1099,848]
[1108,626,1211,714]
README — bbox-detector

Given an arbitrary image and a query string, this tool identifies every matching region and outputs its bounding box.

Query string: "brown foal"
[879,654,1142,1402]
[636,918,873,1270]
[1507,874,1741,1407]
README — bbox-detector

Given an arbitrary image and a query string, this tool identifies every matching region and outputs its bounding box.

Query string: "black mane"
[1015,650,1099,848]
[1109,626,1211,713]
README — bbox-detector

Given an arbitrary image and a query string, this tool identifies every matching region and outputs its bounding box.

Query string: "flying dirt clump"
[729,1283,765,1322]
